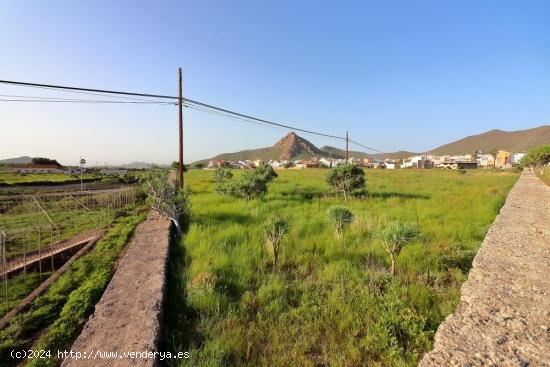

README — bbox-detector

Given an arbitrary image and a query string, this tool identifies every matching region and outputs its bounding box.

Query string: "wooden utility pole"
[178,67,184,188]
[345,130,349,162]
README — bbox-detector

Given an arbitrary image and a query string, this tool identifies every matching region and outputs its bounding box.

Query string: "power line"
[184,98,345,140]
[349,139,386,154]
[0,79,344,140]
[184,103,317,134]
[0,78,387,153]
[20,84,173,102]
[0,98,175,105]
[0,94,175,104]
[0,79,178,100]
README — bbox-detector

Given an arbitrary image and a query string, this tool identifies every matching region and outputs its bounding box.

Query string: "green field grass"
[162,168,518,366]
[0,208,147,367]
[0,272,54,318]
[0,173,98,185]
[536,168,550,186]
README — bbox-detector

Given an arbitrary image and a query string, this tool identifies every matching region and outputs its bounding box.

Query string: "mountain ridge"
[196,125,550,164]
[427,125,550,155]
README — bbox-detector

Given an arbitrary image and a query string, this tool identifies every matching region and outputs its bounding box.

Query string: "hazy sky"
[1,0,549,165]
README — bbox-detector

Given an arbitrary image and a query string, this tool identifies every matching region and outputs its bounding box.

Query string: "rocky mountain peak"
[274,132,321,160]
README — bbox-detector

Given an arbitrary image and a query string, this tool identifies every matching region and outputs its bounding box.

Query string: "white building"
[319,158,332,167]
[476,154,495,168]
[402,155,433,169]
[509,152,526,166]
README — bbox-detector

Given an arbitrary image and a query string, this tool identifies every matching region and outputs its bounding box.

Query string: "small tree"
[32,157,60,165]
[326,206,354,239]
[214,168,233,193]
[263,216,289,268]
[171,161,188,172]
[520,144,550,175]
[490,149,498,167]
[195,163,205,169]
[255,164,278,182]
[373,221,419,276]
[142,170,191,233]
[220,164,277,201]
[326,164,365,201]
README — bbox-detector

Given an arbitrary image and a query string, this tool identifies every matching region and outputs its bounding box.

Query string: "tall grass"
[162,169,518,366]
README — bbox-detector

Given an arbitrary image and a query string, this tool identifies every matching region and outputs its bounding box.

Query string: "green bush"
[326,206,355,239]
[326,164,365,200]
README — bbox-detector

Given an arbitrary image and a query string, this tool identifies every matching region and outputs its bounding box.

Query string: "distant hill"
[195,132,414,164]
[0,156,33,164]
[428,125,550,155]
[199,133,335,163]
[121,162,158,169]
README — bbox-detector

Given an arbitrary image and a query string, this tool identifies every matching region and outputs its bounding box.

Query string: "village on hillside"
[207,149,526,170]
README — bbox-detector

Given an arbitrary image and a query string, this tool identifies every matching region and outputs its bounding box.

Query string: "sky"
[1,0,549,165]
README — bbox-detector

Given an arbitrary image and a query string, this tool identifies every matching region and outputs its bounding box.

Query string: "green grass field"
[0,172,98,185]
[0,208,147,367]
[0,192,136,260]
[536,168,550,186]
[162,168,518,366]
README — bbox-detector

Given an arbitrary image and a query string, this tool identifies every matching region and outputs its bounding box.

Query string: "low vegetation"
[217,165,278,201]
[521,144,550,185]
[162,168,518,366]
[0,173,98,186]
[262,216,289,269]
[142,170,191,233]
[326,206,354,239]
[373,221,420,276]
[0,208,147,367]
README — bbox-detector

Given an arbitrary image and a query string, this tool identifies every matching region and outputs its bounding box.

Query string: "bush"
[142,170,191,232]
[263,217,290,268]
[326,164,365,201]
[521,144,550,174]
[220,165,278,201]
[326,206,354,239]
[373,222,419,276]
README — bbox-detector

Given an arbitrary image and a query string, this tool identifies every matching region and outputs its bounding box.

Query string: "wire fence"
[0,188,137,315]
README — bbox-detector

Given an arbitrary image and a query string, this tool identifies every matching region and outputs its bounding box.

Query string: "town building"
[495,151,510,168]
[509,152,526,166]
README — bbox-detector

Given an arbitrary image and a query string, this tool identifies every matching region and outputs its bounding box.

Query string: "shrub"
[220,165,278,201]
[326,206,354,239]
[214,168,233,193]
[262,217,290,268]
[142,170,191,232]
[373,222,419,276]
[326,164,365,201]
[520,144,550,174]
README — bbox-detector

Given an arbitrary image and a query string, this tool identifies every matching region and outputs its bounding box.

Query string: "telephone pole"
[345,131,349,162]
[178,67,184,188]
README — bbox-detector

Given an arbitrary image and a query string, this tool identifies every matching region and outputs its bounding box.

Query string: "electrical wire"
[349,139,386,154]
[0,78,387,153]
[0,98,175,105]
[0,94,175,104]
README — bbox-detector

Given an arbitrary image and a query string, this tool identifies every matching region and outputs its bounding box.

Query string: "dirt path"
[62,210,172,367]
[420,171,550,366]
